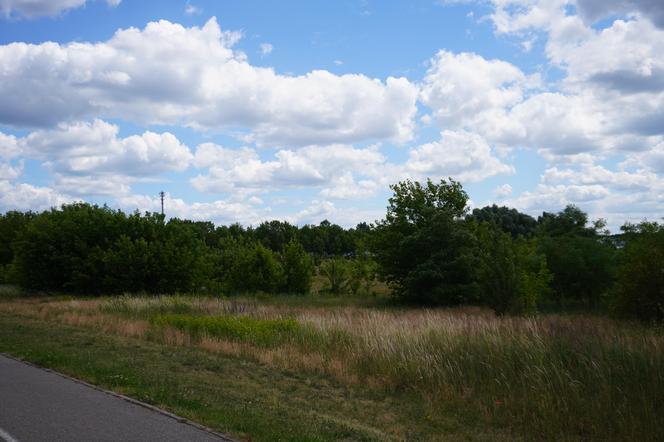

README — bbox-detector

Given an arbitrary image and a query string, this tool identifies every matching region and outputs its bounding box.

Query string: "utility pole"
[159,191,165,216]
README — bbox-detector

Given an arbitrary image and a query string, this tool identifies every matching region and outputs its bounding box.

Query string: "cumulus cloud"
[0,180,72,212]
[1,120,192,196]
[506,163,664,229]
[116,192,271,226]
[259,43,273,56]
[405,130,514,182]
[576,0,664,29]
[0,0,86,18]
[420,50,534,142]
[0,0,120,18]
[191,142,387,198]
[494,183,513,197]
[184,1,201,15]
[20,119,192,176]
[0,17,418,146]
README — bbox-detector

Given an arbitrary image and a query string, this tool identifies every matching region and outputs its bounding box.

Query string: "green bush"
[611,222,664,321]
[476,224,551,315]
[280,239,314,294]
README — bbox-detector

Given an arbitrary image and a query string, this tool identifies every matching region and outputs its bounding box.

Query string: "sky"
[0,0,663,232]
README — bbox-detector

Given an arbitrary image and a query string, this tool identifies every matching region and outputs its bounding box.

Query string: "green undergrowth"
[151,314,302,347]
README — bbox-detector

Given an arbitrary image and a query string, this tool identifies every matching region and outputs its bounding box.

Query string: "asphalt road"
[0,354,232,442]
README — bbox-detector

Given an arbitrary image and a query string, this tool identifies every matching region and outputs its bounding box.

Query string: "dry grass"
[1,295,662,440]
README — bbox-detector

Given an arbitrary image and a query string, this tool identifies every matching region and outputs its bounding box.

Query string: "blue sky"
[1,0,663,231]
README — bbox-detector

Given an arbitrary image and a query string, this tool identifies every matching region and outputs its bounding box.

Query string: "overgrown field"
[1,294,663,441]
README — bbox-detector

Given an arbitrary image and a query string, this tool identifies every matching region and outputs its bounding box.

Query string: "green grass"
[151,314,303,346]
[2,295,664,441]
[0,312,509,441]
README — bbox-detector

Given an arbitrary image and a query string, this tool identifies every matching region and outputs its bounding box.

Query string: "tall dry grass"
[1,295,662,440]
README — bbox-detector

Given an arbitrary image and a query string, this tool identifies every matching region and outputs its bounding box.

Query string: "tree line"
[0,178,662,321]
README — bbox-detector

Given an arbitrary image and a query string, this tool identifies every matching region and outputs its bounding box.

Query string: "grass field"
[1,292,663,441]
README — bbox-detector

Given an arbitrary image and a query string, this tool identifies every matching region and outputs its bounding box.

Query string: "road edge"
[0,352,238,442]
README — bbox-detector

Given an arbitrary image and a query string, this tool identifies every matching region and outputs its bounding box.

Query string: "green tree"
[372,178,478,305]
[537,206,615,308]
[0,210,34,282]
[476,223,551,315]
[280,239,314,294]
[468,204,537,238]
[611,222,664,321]
[319,257,351,295]
[226,242,284,294]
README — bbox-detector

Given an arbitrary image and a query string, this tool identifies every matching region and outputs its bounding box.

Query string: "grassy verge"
[0,310,508,441]
[1,295,663,441]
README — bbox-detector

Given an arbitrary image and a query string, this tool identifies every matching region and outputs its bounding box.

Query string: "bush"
[280,239,314,294]
[476,224,551,315]
[225,241,284,294]
[611,222,664,321]
[319,257,351,294]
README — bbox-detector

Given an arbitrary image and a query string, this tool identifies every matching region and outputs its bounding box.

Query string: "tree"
[475,223,551,315]
[372,178,478,305]
[319,257,351,295]
[468,205,537,238]
[0,210,34,282]
[611,222,664,321]
[226,242,284,294]
[280,239,313,294]
[537,205,616,308]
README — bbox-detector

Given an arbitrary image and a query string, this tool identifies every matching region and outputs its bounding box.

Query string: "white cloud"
[0,0,119,18]
[116,192,271,226]
[1,120,192,196]
[494,183,513,197]
[0,0,87,18]
[184,1,201,15]
[405,130,514,182]
[575,0,664,29]
[19,119,192,177]
[506,163,664,229]
[0,180,72,212]
[0,17,418,147]
[420,50,533,143]
[259,43,273,56]
[191,142,387,198]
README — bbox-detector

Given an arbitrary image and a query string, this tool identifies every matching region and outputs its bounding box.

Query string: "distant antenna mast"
[159,191,165,216]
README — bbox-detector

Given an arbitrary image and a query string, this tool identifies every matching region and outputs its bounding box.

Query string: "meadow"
[1,292,662,441]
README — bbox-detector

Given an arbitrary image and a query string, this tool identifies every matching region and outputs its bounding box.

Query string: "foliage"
[151,314,302,346]
[537,205,616,308]
[280,239,314,294]
[611,222,664,321]
[468,204,537,238]
[372,178,478,305]
[476,223,552,315]
[225,242,284,294]
[319,257,351,295]
[347,252,378,296]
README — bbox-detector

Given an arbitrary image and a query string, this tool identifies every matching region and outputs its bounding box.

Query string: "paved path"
[0,354,232,442]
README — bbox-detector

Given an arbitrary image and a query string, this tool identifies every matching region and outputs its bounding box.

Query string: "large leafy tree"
[475,223,551,315]
[372,178,478,305]
[611,222,664,321]
[537,205,616,308]
[468,204,537,238]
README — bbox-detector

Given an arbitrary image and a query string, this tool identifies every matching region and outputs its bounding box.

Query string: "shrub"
[280,239,314,294]
[611,222,664,321]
